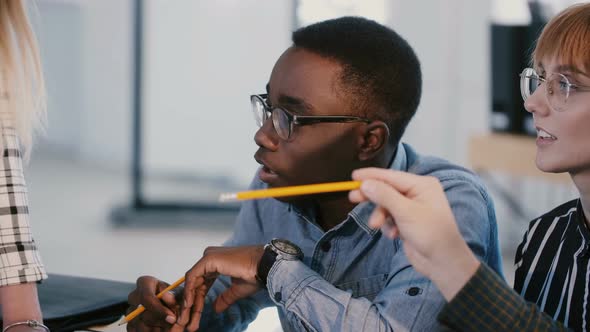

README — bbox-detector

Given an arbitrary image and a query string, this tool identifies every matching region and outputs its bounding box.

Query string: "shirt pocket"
[335,273,389,301]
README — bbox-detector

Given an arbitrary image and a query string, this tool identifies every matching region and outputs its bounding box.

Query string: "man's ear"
[358,121,390,161]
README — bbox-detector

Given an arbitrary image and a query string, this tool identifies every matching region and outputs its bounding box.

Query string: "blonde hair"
[0,0,47,160]
[533,3,590,73]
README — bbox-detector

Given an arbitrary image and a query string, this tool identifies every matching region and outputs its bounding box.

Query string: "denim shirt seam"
[285,303,321,332]
[437,173,493,263]
[284,274,321,308]
[310,246,322,272]
[324,237,339,281]
[269,261,318,306]
[408,281,434,331]
[349,210,379,236]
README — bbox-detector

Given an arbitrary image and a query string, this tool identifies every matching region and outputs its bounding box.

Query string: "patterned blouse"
[514,198,589,331]
[0,126,47,286]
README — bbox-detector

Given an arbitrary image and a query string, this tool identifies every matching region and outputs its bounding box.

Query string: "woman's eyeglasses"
[519,67,590,112]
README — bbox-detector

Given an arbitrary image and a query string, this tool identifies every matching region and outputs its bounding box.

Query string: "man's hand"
[126,276,183,332]
[177,245,265,332]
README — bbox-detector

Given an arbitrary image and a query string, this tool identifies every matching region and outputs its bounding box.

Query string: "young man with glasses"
[126,16,501,332]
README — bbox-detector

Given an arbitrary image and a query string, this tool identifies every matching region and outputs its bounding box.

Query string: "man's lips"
[254,155,275,173]
[254,154,279,182]
[261,165,277,175]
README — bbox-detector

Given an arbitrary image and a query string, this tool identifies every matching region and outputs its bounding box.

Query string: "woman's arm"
[0,282,43,332]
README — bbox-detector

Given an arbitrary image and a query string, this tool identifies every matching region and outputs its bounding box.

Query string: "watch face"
[272,239,301,256]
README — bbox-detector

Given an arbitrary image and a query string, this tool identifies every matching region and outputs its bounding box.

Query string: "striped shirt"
[514,198,589,332]
[0,126,47,286]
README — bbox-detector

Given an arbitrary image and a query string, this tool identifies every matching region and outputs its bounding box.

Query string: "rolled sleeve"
[267,259,368,331]
[266,258,437,331]
[267,259,323,308]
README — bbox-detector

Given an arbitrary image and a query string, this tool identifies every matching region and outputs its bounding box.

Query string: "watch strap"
[256,244,278,288]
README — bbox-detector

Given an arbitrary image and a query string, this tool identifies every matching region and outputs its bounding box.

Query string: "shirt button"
[407,287,422,296]
[274,292,282,302]
[321,241,331,252]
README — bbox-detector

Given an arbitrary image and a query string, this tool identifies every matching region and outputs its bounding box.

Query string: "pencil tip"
[118,321,127,326]
[218,193,237,202]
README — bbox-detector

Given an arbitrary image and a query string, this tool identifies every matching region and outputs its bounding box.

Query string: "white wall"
[35,0,490,186]
[388,0,491,165]
[390,0,587,165]
[36,0,588,184]
[78,0,133,167]
[139,0,491,191]
[36,0,133,167]
[143,0,294,188]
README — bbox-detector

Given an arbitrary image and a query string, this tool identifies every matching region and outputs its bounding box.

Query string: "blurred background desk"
[469,133,570,183]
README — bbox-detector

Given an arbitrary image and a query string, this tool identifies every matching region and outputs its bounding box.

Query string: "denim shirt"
[199,143,502,332]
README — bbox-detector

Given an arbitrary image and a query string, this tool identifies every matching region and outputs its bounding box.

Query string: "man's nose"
[254,117,280,151]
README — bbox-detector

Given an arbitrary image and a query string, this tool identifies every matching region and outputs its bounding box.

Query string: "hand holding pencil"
[124,276,187,330]
[120,276,185,326]
[121,180,363,328]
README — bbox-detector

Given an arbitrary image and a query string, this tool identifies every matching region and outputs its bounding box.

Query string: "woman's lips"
[535,126,557,147]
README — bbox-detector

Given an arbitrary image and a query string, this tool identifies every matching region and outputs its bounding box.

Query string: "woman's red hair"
[533,3,590,73]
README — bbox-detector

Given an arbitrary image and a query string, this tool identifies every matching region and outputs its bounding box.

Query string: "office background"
[27,0,583,330]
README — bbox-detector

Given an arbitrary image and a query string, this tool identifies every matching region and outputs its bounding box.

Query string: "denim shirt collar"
[351,143,407,235]
[290,143,408,236]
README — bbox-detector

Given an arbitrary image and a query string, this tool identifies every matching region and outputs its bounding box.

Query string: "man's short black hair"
[292,16,422,145]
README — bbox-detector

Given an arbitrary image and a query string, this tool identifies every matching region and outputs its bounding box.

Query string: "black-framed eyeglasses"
[519,67,590,112]
[250,94,371,140]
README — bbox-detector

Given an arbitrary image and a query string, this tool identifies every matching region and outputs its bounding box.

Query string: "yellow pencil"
[218,180,362,202]
[118,276,186,326]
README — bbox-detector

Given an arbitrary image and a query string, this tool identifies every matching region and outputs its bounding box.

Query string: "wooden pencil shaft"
[235,181,362,200]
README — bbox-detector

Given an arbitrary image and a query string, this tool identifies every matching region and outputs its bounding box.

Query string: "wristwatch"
[256,238,303,288]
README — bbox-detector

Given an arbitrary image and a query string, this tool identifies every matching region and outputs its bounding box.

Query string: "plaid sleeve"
[437,263,570,332]
[0,127,47,286]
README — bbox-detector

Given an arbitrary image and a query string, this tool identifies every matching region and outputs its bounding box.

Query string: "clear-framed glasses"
[519,67,590,112]
[250,93,371,140]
